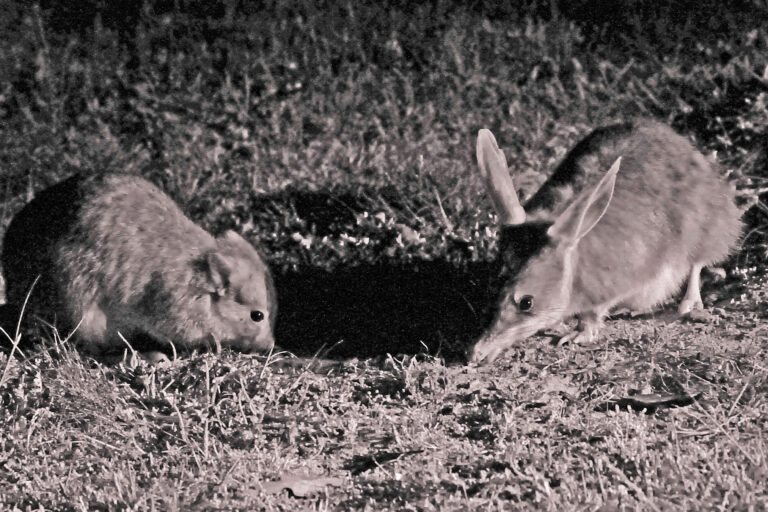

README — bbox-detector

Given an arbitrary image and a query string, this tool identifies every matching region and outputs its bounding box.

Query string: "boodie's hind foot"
[678,263,704,315]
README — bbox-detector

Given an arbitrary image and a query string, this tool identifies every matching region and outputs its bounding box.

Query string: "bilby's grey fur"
[2,173,276,354]
[469,120,742,364]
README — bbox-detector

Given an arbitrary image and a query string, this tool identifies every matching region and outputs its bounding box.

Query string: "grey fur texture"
[2,173,275,354]
[469,120,742,364]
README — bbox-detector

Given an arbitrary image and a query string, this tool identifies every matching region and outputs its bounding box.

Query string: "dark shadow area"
[272,258,503,362]
[243,183,507,363]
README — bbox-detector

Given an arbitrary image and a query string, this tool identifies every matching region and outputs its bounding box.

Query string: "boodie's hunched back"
[2,173,276,354]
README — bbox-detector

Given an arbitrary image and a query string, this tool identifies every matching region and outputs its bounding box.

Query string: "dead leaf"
[261,473,344,497]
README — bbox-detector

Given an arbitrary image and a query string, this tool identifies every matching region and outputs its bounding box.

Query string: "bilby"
[468,120,742,364]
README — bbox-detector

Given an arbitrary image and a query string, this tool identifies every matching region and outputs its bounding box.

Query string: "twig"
[727,378,751,418]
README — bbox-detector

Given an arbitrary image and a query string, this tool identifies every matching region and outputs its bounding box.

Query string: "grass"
[3,272,767,509]
[1,0,768,509]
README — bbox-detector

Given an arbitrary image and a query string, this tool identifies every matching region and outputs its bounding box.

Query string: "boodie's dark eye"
[250,310,264,322]
[518,295,534,312]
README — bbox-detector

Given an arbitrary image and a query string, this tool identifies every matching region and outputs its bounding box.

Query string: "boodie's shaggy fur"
[2,173,276,354]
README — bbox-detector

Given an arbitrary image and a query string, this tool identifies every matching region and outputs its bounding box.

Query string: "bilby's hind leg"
[678,263,704,315]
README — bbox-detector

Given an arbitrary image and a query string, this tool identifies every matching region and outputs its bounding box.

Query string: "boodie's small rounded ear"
[476,129,527,226]
[548,157,621,246]
[203,250,233,296]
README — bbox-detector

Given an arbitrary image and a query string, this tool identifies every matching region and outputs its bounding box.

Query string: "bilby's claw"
[557,329,597,347]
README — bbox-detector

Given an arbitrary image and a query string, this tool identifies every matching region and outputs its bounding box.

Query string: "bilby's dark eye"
[250,310,264,322]
[518,295,534,312]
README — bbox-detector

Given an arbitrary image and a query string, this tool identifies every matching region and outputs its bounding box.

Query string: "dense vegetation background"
[1,1,767,509]
[2,0,766,258]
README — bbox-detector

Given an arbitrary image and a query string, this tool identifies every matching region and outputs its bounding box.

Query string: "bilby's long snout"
[467,336,505,365]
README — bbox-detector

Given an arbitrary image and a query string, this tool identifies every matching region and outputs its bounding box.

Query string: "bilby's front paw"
[556,314,603,347]
[557,329,597,347]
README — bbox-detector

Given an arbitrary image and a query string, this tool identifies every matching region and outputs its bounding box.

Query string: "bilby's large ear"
[476,129,526,225]
[548,157,621,246]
